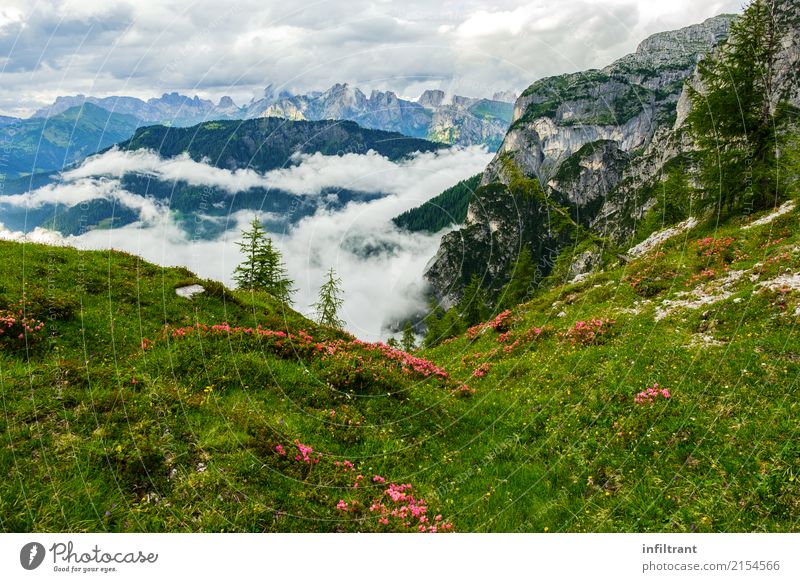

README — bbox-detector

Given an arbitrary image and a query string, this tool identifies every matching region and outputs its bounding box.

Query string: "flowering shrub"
[696,236,735,259]
[0,298,45,345]
[466,309,515,339]
[141,323,456,396]
[561,319,613,346]
[634,383,671,405]
[274,440,321,464]
[294,440,320,464]
[472,363,491,378]
[696,237,741,266]
[332,462,454,533]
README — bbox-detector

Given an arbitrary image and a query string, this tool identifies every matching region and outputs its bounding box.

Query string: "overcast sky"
[0,0,743,117]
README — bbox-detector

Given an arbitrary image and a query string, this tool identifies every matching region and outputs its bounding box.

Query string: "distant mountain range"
[32,92,243,128]
[29,84,517,150]
[0,103,143,180]
[0,117,447,236]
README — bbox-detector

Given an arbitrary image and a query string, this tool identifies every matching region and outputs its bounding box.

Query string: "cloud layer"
[0,145,492,340]
[0,0,743,116]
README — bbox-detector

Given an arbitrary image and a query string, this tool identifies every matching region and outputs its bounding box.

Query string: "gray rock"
[175,284,205,299]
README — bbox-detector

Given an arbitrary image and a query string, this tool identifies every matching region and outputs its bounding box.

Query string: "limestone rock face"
[425,15,738,300]
[251,84,514,148]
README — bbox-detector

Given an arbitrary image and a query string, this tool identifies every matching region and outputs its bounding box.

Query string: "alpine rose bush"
[634,383,671,405]
[561,319,613,346]
[0,298,45,345]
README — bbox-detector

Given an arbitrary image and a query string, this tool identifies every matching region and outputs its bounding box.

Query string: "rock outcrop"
[425,15,737,303]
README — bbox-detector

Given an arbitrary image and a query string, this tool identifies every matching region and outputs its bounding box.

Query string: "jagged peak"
[631,14,736,62]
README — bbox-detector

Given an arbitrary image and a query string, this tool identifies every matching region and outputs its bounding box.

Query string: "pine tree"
[500,248,537,308]
[400,321,416,352]
[423,299,447,348]
[313,268,345,328]
[458,273,490,326]
[233,218,295,304]
[687,0,796,212]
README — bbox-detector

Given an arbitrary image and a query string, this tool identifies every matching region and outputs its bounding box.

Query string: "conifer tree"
[459,273,490,326]
[423,299,447,348]
[313,268,345,328]
[233,218,295,304]
[687,0,796,212]
[500,248,537,308]
[400,321,416,352]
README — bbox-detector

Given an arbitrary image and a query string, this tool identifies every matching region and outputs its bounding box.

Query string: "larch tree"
[313,267,345,328]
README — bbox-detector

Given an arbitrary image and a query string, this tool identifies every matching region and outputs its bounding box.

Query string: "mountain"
[424,14,740,304]
[32,92,244,127]
[0,103,143,179]
[2,117,447,236]
[119,117,444,172]
[31,84,516,149]
[247,83,514,149]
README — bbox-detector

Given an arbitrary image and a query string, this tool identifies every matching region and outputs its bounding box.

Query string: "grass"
[1,201,798,532]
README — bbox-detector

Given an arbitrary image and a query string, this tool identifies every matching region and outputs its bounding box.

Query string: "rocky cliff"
[425,15,737,304]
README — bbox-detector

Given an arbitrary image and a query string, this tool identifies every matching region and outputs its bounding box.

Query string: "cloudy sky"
[0,0,743,116]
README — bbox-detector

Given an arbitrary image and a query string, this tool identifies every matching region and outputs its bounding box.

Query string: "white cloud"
[64,148,271,193]
[0,176,165,221]
[264,146,490,199]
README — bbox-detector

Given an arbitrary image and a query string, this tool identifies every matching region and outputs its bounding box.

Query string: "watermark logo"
[20,542,46,570]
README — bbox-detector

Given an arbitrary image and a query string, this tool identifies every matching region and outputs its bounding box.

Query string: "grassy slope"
[423,203,800,532]
[1,202,798,532]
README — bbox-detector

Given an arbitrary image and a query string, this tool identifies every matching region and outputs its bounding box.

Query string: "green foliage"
[392,174,481,233]
[233,218,295,304]
[458,274,491,327]
[687,0,795,212]
[312,268,345,328]
[2,197,800,532]
[401,321,416,352]
[498,247,537,309]
[423,299,467,348]
[121,117,445,174]
[635,158,697,237]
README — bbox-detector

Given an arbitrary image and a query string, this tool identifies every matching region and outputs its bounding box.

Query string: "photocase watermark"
[18,540,159,574]
[20,542,46,570]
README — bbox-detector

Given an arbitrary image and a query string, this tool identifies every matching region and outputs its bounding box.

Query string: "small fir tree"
[459,273,490,326]
[233,218,296,304]
[401,321,416,352]
[500,248,537,308]
[313,268,345,328]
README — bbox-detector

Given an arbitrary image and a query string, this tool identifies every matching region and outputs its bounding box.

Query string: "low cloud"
[0,177,165,221]
[0,146,492,340]
[64,148,272,193]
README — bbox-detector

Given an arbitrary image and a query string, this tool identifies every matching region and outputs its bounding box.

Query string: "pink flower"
[336,500,348,511]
